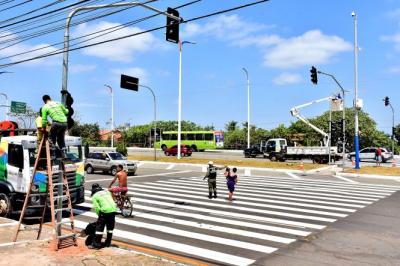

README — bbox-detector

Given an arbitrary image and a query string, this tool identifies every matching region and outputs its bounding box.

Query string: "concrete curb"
[338,172,400,180]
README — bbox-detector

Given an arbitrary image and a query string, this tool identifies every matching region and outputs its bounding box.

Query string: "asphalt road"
[72,166,400,265]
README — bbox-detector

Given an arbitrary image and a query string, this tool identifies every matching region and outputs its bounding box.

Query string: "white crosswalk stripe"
[71,174,399,266]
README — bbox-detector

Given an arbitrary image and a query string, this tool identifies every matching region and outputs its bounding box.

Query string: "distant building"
[99,129,122,142]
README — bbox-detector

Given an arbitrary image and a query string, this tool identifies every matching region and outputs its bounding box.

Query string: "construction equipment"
[12,135,77,250]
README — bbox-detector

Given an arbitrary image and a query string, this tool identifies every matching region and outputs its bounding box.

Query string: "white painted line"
[131,183,349,218]
[155,180,358,212]
[174,179,372,206]
[136,162,143,167]
[72,220,255,266]
[286,172,302,180]
[126,186,337,223]
[201,166,207,173]
[74,208,277,254]
[78,202,294,244]
[166,164,175,170]
[0,222,17,227]
[244,168,251,177]
[333,175,359,184]
[85,170,192,183]
[80,195,311,237]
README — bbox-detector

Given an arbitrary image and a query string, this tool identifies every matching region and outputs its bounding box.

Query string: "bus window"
[170,134,178,140]
[162,134,170,140]
[205,133,213,141]
[195,134,204,141]
[187,134,195,140]
[181,134,187,141]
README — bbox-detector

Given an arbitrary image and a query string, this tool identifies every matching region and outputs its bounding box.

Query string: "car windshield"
[108,152,125,160]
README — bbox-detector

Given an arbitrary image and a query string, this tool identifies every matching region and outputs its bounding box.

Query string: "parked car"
[348,147,393,163]
[85,151,137,175]
[164,145,192,157]
[243,146,263,158]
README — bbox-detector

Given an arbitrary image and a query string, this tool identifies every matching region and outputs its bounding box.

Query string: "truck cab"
[0,135,85,217]
[261,138,287,161]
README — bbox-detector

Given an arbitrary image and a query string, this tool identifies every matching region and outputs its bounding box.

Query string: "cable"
[0,0,269,68]
[0,0,200,61]
[0,0,32,14]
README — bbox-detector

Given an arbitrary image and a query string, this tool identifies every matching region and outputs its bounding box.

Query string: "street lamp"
[242,68,250,149]
[352,11,360,169]
[0,93,8,120]
[177,40,195,159]
[104,85,114,148]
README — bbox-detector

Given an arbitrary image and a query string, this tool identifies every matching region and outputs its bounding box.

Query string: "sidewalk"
[0,218,178,266]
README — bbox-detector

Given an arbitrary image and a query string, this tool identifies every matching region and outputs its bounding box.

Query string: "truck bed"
[287,146,338,155]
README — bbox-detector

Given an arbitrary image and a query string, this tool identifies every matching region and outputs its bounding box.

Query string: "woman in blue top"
[225,167,238,201]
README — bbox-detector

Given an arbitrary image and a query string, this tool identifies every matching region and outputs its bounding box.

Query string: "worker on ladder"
[41,95,68,156]
[90,183,117,249]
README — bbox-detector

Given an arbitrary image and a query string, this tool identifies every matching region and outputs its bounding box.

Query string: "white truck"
[261,95,342,164]
[0,135,85,217]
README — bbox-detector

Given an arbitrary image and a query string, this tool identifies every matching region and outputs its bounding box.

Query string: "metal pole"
[317,71,346,168]
[0,93,8,120]
[328,102,332,165]
[105,85,114,148]
[242,68,250,149]
[352,11,360,169]
[60,1,180,104]
[178,41,182,159]
[390,103,395,155]
[139,85,157,161]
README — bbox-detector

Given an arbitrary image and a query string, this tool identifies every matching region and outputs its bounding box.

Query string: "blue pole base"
[354,135,360,169]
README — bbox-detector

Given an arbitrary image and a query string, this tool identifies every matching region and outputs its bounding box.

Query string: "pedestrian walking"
[226,167,238,201]
[375,146,382,167]
[203,161,225,199]
[90,183,117,249]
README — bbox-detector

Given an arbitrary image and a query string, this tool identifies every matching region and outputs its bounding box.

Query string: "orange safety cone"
[299,160,305,175]
[351,157,355,167]
[392,159,397,168]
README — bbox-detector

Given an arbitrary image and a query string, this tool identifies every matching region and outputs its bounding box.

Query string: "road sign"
[10,101,26,114]
[120,74,139,91]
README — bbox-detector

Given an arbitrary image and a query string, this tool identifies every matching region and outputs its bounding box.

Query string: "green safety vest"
[41,101,68,127]
[92,190,117,215]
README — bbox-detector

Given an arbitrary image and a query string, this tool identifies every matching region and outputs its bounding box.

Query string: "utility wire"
[0,0,200,61]
[0,0,32,14]
[0,0,268,68]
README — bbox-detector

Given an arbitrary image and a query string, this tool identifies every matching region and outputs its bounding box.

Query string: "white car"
[85,152,137,175]
[348,147,393,163]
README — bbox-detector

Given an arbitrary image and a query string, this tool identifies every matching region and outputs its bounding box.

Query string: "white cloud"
[264,30,352,69]
[70,64,96,73]
[273,73,303,85]
[386,66,400,74]
[74,22,160,62]
[381,33,400,50]
[111,67,148,84]
[0,31,60,66]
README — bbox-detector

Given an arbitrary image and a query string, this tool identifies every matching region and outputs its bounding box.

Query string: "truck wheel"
[161,144,167,151]
[86,165,94,174]
[269,155,277,162]
[191,145,198,152]
[0,193,11,217]
[110,166,117,176]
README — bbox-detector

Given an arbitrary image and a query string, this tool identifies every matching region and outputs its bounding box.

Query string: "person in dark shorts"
[226,167,238,201]
[375,146,382,167]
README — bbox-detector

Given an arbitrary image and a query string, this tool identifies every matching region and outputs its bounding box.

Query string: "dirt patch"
[344,166,400,176]
[128,155,323,171]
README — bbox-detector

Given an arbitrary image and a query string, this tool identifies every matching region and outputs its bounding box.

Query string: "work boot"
[208,192,212,199]
[213,192,217,198]
[89,235,102,249]
[104,233,113,247]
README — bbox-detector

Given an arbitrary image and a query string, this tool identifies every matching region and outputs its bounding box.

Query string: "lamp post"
[0,93,8,120]
[352,11,360,169]
[177,40,195,159]
[105,85,114,148]
[242,68,250,149]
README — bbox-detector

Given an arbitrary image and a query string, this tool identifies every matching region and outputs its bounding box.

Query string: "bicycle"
[113,191,133,218]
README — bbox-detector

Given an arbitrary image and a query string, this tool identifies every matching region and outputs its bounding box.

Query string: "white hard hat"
[208,161,213,165]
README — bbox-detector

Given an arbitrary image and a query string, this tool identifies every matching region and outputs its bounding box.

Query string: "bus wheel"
[191,145,198,152]
[0,193,11,217]
[161,144,167,151]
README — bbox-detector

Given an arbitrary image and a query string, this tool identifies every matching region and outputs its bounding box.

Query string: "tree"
[225,121,238,132]
[69,122,101,146]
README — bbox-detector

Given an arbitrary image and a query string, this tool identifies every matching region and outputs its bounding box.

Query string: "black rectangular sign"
[120,74,139,91]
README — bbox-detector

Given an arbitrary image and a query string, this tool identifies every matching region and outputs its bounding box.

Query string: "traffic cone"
[392,159,397,168]
[299,161,305,175]
[351,157,355,167]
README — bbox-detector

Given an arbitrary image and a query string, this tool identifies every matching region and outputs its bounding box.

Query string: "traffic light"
[166,7,180,43]
[62,91,74,129]
[310,66,318,85]
[384,96,390,106]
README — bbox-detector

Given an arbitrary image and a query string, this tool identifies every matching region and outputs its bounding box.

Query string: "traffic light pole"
[60,1,180,104]
[352,11,360,169]
[390,103,395,155]
[318,71,346,168]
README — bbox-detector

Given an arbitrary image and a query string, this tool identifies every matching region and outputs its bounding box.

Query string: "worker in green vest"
[90,183,117,249]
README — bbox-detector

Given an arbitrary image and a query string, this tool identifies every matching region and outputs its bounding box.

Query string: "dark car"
[164,145,192,157]
[244,146,263,158]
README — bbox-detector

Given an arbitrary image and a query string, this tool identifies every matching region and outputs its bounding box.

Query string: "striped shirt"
[41,101,68,127]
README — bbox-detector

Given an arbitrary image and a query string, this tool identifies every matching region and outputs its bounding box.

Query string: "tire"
[0,193,11,217]
[110,166,117,176]
[165,151,170,156]
[86,165,94,174]
[127,171,136,176]
[191,145,198,152]
[120,196,133,217]
[181,153,185,157]
[161,144,167,151]
[269,155,277,162]
[244,153,249,158]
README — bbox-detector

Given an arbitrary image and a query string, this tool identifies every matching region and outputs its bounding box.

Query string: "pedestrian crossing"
[71,174,400,266]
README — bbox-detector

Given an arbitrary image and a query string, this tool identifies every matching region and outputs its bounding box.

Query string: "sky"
[0,0,399,134]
